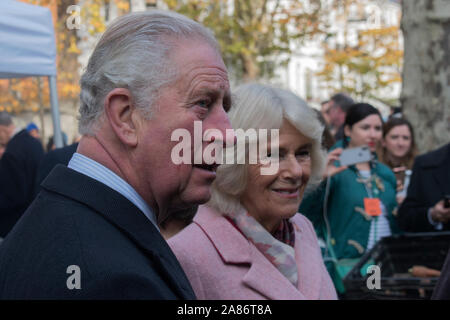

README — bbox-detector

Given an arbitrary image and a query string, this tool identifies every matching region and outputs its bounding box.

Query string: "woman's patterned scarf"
[225,211,298,288]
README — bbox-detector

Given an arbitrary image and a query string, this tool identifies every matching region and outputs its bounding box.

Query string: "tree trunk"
[241,52,260,81]
[401,0,450,153]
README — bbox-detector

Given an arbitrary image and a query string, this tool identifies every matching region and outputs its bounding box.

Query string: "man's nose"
[207,108,236,148]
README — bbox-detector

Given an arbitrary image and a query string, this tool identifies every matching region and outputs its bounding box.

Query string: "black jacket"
[398,143,450,232]
[0,165,196,299]
[33,142,78,196]
[333,125,345,142]
[433,248,450,299]
[0,129,44,237]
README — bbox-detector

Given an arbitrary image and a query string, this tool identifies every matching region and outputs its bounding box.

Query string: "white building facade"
[76,0,401,115]
[276,0,402,114]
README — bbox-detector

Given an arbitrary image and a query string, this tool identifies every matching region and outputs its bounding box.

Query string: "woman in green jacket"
[300,103,400,293]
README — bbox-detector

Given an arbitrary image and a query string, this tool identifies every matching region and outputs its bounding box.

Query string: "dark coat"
[433,247,450,299]
[333,125,345,142]
[398,143,450,232]
[0,129,44,237]
[0,165,196,299]
[33,142,78,196]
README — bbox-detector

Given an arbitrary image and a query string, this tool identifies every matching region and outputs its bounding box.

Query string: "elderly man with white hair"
[0,10,234,299]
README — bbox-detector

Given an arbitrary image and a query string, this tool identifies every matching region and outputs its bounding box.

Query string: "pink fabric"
[168,205,338,300]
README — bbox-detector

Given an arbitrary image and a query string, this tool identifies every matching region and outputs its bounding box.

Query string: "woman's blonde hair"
[208,83,326,214]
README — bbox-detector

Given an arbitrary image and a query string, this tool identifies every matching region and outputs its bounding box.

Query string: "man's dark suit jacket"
[33,142,78,197]
[0,165,196,299]
[0,129,44,237]
[398,143,450,232]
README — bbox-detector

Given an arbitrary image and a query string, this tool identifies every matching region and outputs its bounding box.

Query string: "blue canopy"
[0,0,63,148]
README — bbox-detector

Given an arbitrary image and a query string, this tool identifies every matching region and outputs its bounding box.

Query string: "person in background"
[398,143,450,233]
[378,117,417,204]
[0,112,44,238]
[0,144,5,159]
[314,109,335,150]
[327,93,354,141]
[46,132,68,152]
[389,106,402,118]
[321,100,331,126]
[300,103,400,294]
[169,83,337,300]
[26,122,40,140]
[33,142,79,197]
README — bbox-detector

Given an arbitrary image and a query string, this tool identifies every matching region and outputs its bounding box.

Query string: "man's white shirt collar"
[68,152,159,231]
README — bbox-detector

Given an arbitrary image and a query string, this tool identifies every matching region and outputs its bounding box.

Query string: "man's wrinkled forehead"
[172,47,229,91]
[169,37,226,68]
[178,59,228,83]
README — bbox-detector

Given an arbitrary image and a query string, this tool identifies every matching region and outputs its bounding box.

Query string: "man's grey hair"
[0,112,13,127]
[79,10,220,135]
[208,83,327,215]
[330,93,354,113]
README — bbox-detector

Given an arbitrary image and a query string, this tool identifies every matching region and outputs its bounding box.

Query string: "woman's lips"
[271,187,300,199]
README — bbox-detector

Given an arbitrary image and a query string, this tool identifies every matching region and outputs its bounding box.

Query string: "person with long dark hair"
[378,117,418,204]
[300,103,400,294]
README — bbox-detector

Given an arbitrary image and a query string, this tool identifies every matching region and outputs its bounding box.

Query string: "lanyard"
[357,170,381,246]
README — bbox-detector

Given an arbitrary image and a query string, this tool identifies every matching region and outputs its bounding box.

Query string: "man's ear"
[104,88,139,147]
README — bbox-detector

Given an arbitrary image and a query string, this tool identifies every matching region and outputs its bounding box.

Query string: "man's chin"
[180,185,212,206]
[192,189,212,205]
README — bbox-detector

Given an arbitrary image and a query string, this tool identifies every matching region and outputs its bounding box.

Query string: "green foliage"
[164,0,323,82]
[317,5,403,105]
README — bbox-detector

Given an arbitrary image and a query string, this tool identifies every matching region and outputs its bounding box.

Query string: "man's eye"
[197,100,211,109]
[223,101,231,112]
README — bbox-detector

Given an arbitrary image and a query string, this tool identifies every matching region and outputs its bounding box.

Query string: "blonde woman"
[168,83,337,300]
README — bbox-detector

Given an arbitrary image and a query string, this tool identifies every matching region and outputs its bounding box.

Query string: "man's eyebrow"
[190,88,233,111]
[188,88,219,102]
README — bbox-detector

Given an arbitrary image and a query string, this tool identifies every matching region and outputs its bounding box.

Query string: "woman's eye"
[296,151,310,158]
